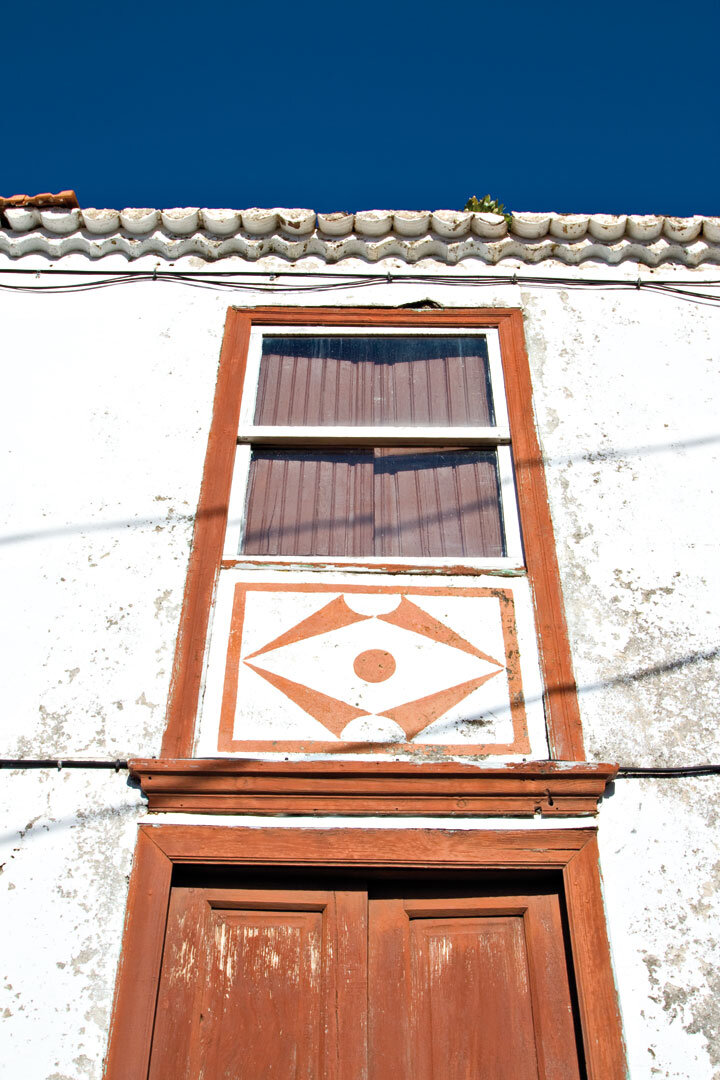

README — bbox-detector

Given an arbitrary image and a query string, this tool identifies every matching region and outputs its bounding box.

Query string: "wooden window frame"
[161,308,584,763]
[226,324,522,568]
[104,825,626,1080]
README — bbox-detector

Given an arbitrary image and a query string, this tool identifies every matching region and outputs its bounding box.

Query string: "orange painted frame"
[104,825,626,1080]
[161,308,584,761]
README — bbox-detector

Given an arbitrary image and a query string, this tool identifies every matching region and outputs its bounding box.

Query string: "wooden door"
[147,881,581,1079]
[148,885,367,1080]
[369,888,582,1080]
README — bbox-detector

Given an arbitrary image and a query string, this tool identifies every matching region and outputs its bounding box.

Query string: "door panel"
[147,882,581,1080]
[411,915,539,1080]
[369,893,581,1080]
[148,887,367,1080]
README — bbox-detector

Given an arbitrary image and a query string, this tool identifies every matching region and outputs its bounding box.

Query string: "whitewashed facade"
[1,204,719,1078]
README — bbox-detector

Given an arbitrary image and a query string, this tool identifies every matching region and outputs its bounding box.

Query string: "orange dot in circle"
[353,649,397,683]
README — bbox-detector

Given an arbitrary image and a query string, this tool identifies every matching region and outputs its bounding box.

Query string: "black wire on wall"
[1,758,719,778]
[0,266,719,307]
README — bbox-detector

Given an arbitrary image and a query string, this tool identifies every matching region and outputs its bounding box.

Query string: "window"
[119,313,621,1080]
[224,329,522,567]
[161,309,583,764]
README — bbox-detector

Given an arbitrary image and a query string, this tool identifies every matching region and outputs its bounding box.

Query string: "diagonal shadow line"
[422,645,720,737]
[239,643,720,742]
[1,648,717,773]
[249,433,720,467]
[0,505,226,546]
[2,433,719,547]
[244,496,502,546]
[516,432,720,469]
[0,799,141,846]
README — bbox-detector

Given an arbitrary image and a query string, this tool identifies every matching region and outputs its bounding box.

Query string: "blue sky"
[3,0,718,216]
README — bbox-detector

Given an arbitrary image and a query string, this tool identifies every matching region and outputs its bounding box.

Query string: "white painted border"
[224,444,251,558]
[237,325,508,438]
[238,329,264,426]
[484,329,509,428]
[497,444,524,562]
[152,813,591,830]
[238,424,511,445]
[222,555,525,573]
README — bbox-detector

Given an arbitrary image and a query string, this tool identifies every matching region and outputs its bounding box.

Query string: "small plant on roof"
[464,194,512,224]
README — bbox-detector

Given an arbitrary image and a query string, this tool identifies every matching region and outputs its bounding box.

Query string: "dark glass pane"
[254,337,494,427]
[242,448,504,557]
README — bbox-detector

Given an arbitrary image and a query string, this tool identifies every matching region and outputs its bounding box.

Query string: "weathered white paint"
[0,771,143,1080]
[1,252,719,1077]
[599,776,720,1079]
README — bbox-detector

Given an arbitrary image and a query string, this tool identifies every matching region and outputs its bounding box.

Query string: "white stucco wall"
[1,256,719,1078]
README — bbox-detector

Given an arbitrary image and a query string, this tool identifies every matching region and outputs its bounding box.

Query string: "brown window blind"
[254,336,495,426]
[242,448,504,557]
[374,448,504,557]
[242,450,373,557]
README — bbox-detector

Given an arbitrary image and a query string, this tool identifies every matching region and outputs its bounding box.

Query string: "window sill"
[219,557,527,575]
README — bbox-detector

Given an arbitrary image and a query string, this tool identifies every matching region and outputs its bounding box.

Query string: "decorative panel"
[369,892,582,1080]
[195,573,547,760]
[148,887,366,1080]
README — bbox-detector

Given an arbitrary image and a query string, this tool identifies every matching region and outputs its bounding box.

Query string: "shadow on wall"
[405,645,720,739]
[2,433,719,547]
[0,792,142,845]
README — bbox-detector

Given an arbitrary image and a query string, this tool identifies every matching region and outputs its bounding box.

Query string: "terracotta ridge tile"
[0,189,79,209]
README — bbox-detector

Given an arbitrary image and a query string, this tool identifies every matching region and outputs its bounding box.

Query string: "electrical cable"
[1,267,720,282]
[616,764,720,778]
[0,758,128,770]
[1,758,719,777]
[0,266,719,306]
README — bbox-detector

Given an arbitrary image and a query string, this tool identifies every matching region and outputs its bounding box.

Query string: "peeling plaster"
[600,779,720,1078]
[0,772,144,1078]
[521,287,720,767]
[1,266,719,1077]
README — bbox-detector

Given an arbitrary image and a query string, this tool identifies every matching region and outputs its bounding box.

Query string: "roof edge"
[1,204,720,267]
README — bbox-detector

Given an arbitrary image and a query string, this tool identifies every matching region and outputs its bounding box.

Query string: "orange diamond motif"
[243,595,505,741]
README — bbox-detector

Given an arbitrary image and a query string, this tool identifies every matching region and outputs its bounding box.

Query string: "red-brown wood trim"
[231,308,525,327]
[141,823,594,866]
[104,830,172,1080]
[159,307,584,761]
[161,309,252,757]
[498,311,585,759]
[130,758,617,817]
[105,825,626,1079]
[564,834,628,1079]
[0,189,79,210]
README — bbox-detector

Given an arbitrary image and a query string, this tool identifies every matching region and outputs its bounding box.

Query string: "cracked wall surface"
[1,259,718,1078]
